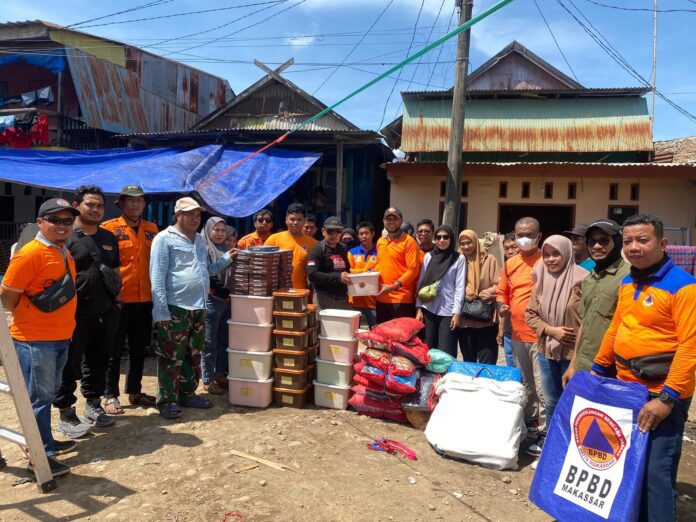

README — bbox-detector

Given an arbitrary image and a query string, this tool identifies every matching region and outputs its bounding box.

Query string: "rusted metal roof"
[401,87,650,99]
[194,72,359,132]
[400,97,653,153]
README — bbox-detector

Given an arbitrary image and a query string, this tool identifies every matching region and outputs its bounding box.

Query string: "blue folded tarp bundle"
[0,144,320,217]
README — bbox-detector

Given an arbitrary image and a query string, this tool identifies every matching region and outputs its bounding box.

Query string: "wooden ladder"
[0,305,57,492]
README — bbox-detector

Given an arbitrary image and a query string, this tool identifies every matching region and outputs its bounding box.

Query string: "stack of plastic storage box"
[230,248,293,296]
[272,289,315,408]
[314,309,361,409]
[226,295,275,407]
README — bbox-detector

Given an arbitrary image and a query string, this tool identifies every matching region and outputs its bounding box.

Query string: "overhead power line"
[312,0,396,95]
[533,0,579,82]
[583,0,696,13]
[66,0,173,28]
[556,0,696,124]
[426,5,457,90]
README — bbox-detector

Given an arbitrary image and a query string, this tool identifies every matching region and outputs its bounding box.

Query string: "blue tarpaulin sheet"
[0,49,67,74]
[0,145,320,217]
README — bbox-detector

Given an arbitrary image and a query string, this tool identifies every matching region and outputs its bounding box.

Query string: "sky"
[2,0,695,140]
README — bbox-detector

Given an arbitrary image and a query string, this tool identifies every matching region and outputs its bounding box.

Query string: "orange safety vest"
[101,216,158,304]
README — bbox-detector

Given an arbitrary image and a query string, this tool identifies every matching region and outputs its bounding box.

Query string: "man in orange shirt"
[375,207,421,324]
[348,221,378,328]
[264,203,316,289]
[238,209,273,250]
[1,198,80,477]
[101,185,159,413]
[496,216,545,450]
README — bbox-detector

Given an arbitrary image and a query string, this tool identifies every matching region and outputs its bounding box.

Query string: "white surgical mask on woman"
[516,236,537,251]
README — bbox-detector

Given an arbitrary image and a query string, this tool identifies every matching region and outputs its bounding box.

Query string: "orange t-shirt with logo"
[375,232,421,304]
[264,230,316,289]
[2,238,77,341]
[238,231,270,251]
[101,216,158,304]
[496,251,542,343]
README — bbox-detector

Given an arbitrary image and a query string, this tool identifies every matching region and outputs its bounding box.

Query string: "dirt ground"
[1,359,695,522]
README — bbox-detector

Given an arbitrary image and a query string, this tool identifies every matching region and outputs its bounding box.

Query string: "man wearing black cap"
[1,198,81,477]
[562,225,596,272]
[101,185,159,414]
[306,216,352,310]
[562,219,629,384]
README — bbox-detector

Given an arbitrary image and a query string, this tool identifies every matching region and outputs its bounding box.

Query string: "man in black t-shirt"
[307,216,352,310]
[53,186,122,438]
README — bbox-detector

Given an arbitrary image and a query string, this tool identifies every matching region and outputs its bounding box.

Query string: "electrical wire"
[378,0,426,129]
[426,5,457,90]
[582,0,696,13]
[66,0,173,28]
[533,0,579,82]
[73,2,286,29]
[405,0,447,91]
[311,0,396,95]
[555,0,696,124]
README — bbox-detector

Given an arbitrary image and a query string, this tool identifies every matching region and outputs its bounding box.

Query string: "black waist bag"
[615,352,675,382]
[77,232,122,297]
[28,255,76,313]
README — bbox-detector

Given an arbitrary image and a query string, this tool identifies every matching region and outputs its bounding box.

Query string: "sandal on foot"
[159,404,182,419]
[104,397,125,415]
[129,393,156,407]
[180,396,213,409]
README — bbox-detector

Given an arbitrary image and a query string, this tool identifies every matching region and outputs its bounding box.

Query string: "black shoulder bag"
[28,253,76,313]
[76,231,122,297]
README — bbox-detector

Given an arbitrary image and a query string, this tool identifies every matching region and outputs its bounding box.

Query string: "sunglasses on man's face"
[256,217,272,223]
[588,237,611,247]
[434,234,450,241]
[44,216,75,226]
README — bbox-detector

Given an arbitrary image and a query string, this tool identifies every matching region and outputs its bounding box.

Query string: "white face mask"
[516,236,537,251]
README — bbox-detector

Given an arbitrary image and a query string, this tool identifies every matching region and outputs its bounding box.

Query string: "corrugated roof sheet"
[401,87,650,99]
[401,97,653,153]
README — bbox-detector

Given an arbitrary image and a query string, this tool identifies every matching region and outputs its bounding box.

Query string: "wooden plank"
[227,449,297,473]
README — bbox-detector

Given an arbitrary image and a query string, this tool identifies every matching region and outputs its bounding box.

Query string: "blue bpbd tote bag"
[529,371,650,521]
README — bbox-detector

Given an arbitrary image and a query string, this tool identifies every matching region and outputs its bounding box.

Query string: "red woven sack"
[348,393,407,423]
[357,330,390,350]
[390,338,431,367]
[389,355,416,377]
[360,348,392,371]
[371,317,424,342]
[354,359,386,386]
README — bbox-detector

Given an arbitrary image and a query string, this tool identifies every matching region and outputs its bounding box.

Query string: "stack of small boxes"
[230,248,293,296]
[271,289,318,408]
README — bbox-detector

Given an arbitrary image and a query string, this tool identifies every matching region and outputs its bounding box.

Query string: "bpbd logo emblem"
[573,408,627,471]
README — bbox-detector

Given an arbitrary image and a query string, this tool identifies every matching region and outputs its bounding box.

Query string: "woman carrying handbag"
[415,225,466,356]
[458,229,501,364]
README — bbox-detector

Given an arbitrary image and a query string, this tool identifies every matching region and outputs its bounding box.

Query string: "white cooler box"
[346,272,380,297]
[228,321,273,352]
[227,348,273,380]
[230,295,274,324]
[319,309,361,340]
[227,376,273,408]
[313,380,351,410]
[318,336,358,363]
[316,358,354,386]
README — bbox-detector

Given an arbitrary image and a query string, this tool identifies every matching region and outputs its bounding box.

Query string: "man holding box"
[306,216,352,311]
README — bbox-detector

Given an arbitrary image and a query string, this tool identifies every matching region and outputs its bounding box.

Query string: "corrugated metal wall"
[401,97,653,153]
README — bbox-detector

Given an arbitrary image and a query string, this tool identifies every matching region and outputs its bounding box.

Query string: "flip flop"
[180,396,213,409]
[128,393,156,407]
[104,397,125,415]
[159,403,182,419]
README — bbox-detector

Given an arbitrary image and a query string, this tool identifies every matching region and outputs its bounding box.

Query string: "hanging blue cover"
[0,144,320,217]
[529,371,649,521]
[0,49,67,74]
[447,361,521,383]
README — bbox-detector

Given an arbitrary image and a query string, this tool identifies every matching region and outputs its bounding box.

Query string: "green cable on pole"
[291,0,516,133]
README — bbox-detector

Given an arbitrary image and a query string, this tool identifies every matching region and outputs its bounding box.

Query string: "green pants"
[156,306,205,406]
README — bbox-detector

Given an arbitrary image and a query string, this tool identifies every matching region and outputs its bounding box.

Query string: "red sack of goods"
[390,338,431,367]
[351,383,391,400]
[371,317,424,342]
[385,368,419,396]
[354,360,386,387]
[360,348,393,372]
[348,392,407,423]
[357,330,390,350]
[389,355,416,377]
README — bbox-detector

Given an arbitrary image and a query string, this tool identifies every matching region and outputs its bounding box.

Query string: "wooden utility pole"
[442,0,473,230]
[650,0,657,134]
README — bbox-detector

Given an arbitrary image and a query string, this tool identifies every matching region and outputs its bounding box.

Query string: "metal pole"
[443,0,473,230]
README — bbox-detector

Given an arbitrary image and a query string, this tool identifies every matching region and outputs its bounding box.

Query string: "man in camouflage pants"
[149,198,234,419]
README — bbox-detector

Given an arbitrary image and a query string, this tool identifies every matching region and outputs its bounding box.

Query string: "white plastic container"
[318,335,358,363]
[227,348,273,380]
[319,309,361,340]
[316,357,355,387]
[227,376,273,408]
[313,380,351,410]
[346,272,380,297]
[230,295,275,324]
[228,321,273,352]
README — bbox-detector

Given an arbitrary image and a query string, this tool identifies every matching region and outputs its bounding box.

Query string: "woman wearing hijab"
[526,235,589,447]
[340,228,358,251]
[458,230,501,364]
[201,217,233,395]
[415,225,466,356]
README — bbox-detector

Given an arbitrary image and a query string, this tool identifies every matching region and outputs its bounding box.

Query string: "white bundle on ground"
[424,372,527,470]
